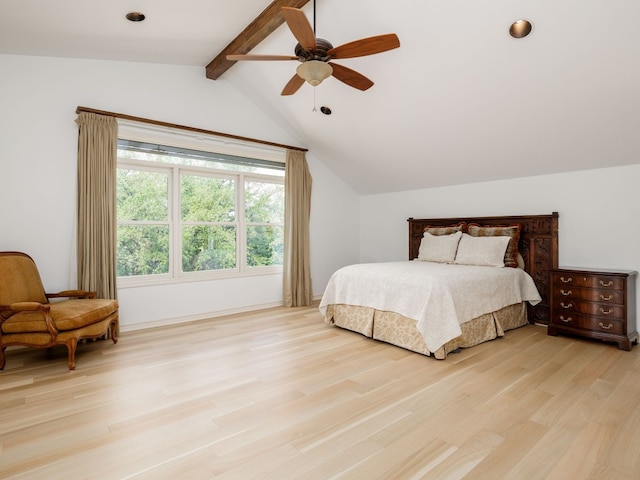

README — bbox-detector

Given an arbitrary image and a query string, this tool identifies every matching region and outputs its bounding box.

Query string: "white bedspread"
[319,261,541,352]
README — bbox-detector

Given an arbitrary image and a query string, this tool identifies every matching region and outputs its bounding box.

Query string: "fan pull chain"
[312,89,317,112]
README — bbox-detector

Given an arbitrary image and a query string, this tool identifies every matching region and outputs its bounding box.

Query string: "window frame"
[116,122,285,288]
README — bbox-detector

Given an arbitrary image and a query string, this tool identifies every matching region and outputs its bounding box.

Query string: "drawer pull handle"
[560,289,572,296]
[598,322,613,330]
[599,280,614,287]
[560,277,573,283]
[559,315,572,323]
[600,294,612,301]
[600,308,613,315]
[560,302,572,309]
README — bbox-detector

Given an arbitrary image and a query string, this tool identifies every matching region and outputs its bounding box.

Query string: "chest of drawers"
[548,267,637,350]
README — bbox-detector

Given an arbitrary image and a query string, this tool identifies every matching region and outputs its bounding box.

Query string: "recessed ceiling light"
[509,19,532,38]
[126,12,146,22]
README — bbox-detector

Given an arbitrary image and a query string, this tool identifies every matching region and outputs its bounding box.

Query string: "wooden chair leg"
[66,338,77,370]
[110,321,119,344]
[0,346,5,370]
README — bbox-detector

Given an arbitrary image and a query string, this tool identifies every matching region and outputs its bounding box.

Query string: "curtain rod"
[75,106,308,152]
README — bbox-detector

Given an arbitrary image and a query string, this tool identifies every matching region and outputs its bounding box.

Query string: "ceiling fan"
[226,5,400,96]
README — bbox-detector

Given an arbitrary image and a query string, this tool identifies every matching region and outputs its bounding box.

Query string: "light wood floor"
[1,305,640,479]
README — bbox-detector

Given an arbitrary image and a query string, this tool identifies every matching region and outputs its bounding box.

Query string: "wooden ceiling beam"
[206,0,311,80]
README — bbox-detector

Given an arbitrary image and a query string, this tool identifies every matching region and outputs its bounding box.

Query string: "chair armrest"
[6,301,50,311]
[0,302,58,337]
[47,290,97,299]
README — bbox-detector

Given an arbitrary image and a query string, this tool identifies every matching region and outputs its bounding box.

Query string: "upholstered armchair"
[0,251,119,370]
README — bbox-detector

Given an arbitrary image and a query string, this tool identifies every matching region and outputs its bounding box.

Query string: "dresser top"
[554,267,638,277]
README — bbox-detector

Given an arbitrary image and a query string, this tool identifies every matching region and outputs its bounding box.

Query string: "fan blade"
[281,74,305,96]
[327,33,400,59]
[282,7,316,51]
[329,63,374,91]
[227,54,298,61]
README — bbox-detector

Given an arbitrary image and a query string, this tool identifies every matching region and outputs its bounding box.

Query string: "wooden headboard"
[407,212,559,325]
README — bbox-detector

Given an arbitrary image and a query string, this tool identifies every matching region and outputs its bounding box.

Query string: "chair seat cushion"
[1,299,119,334]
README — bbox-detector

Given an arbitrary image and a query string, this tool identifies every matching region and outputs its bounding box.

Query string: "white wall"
[307,151,360,298]
[0,54,360,329]
[360,164,640,317]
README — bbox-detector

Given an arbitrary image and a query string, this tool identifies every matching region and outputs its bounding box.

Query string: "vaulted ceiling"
[2,0,639,194]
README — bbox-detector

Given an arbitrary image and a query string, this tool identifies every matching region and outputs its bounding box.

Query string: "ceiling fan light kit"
[296,60,333,86]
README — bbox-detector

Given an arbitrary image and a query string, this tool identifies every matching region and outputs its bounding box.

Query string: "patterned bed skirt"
[323,302,528,359]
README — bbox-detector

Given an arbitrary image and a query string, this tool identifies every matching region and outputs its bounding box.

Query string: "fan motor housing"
[295,38,334,62]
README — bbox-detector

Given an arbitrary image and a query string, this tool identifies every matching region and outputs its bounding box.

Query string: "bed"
[320,213,559,359]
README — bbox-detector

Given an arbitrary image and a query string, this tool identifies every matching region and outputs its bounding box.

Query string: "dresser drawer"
[553,286,624,305]
[551,313,625,335]
[552,299,625,320]
[552,272,624,290]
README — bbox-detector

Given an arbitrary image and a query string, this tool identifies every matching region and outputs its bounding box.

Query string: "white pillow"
[417,231,462,263]
[453,233,510,267]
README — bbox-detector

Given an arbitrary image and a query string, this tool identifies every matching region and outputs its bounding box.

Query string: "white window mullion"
[237,174,246,273]
[172,166,181,277]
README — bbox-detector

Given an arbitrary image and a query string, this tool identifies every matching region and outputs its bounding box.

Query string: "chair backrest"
[0,252,49,310]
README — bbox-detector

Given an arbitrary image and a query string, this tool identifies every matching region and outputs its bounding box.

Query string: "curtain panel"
[283,149,313,307]
[75,112,118,300]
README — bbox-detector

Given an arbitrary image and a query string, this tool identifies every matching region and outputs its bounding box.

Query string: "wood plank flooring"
[1,305,640,479]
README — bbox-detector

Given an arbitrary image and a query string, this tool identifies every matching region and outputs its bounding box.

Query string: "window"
[116,130,285,285]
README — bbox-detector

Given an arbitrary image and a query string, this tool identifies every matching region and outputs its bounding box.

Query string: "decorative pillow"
[417,231,462,263]
[466,223,522,268]
[423,222,466,236]
[453,233,511,267]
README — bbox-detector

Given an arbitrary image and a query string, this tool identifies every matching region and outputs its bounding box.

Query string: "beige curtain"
[283,149,313,307]
[75,112,118,300]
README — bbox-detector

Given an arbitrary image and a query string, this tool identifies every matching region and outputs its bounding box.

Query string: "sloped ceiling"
[1,0,639,194]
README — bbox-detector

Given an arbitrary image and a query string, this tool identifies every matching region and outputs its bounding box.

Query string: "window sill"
[117,267,283,289]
